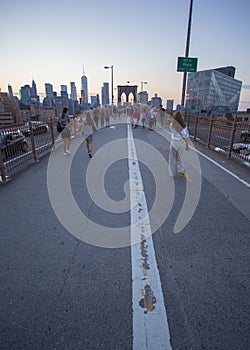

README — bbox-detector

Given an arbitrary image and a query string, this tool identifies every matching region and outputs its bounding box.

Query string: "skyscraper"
[138,91,148,105]
[81,66,88,109]
[60,85,69,109]
[45,83,54,99]
[30,79,37,97]
[44,83,54,107]
[30,79,39,104]
[70,82,78,114]
[70,82,77,101]
[151,93,162,108]
[20,85,31,105]
[102,82,109,105]
[166,99,174,111]
[8,84,13,98]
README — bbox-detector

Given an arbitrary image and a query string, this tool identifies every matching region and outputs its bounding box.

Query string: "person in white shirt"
[82,111,97,158]
[149,106,156,130]
[169,111,189,178]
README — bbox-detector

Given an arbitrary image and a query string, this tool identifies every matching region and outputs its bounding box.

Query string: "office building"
[166,99,174,111]
[30,80,39,101]
[55,96,65,117]
[69,82,78,115]
[0,92,21,124]
[70,82,77,101]
[151,93,162,108]
[8,85,14,98]
[186,66,242,116]
[80,90,85,105]
[138,91,148,105]
[30,80,40,115]
[96,94,100,107]
[44,83,54,107]
[91,95,97,107]
[215,66,235,78]
[20,85,31,105]
[81,67,88,109]
[102,82,109,105]
[45,83,54,99]
[60,85,69,109]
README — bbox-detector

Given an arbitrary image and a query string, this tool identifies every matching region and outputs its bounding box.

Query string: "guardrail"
[0,117,82,184]
[0,114,249,184]
[185,114,250,164]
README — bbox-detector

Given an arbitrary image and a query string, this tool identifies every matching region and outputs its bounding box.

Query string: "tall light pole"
[104,65,114,108]
[181,0,193,108]
[141,81,147,92]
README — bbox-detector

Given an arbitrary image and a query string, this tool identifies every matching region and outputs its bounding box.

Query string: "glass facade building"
[186,67,242,116]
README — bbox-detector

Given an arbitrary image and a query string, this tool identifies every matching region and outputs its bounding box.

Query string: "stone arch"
[117,85,138,104]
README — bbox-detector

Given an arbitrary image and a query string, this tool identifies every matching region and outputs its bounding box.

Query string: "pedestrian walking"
[132,108,140,128]
[104,105,110,127]
[159,104,166,128]
[169,111,189,178]
[141,108,147,128]
[59,107,71,156]
[93,107,99,128]
[149,106,156,130]
[82,111,97,158]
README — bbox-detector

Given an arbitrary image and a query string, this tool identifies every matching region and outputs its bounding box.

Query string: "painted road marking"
[128,125,172,350]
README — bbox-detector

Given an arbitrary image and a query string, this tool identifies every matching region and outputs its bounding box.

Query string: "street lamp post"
[181,0,193,108]
[141,81,147,92]
[104,65,114,113]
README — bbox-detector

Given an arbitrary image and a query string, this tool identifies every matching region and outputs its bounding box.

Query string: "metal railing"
[185,114,250,164]
[0,114,249,184]
[0,117,82,184]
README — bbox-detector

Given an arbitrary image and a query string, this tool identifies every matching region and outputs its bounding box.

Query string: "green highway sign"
[177,57,198,72]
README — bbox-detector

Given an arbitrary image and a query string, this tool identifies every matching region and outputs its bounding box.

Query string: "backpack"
[57,120,64,133]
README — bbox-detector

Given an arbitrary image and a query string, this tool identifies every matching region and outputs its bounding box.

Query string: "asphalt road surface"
[0,120,249,350]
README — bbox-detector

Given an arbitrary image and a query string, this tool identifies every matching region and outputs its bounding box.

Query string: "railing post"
[73,117,77,137]
[50,117,55,146]
[207,117,213,148]
[228,116,237,160]
[29,121,37,162]
[193,114,198,140]
[0,151,7,184]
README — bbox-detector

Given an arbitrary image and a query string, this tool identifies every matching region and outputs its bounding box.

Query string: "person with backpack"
[59,107,71,156]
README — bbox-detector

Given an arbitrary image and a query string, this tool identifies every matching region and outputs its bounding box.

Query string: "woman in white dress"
[169,111,189,178]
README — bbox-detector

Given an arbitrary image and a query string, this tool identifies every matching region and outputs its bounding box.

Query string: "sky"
[1,0,250,110]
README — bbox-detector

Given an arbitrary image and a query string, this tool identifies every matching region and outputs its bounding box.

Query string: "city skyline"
[1,0,250,111]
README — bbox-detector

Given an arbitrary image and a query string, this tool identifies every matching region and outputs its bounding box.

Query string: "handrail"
[0,114,249,184]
